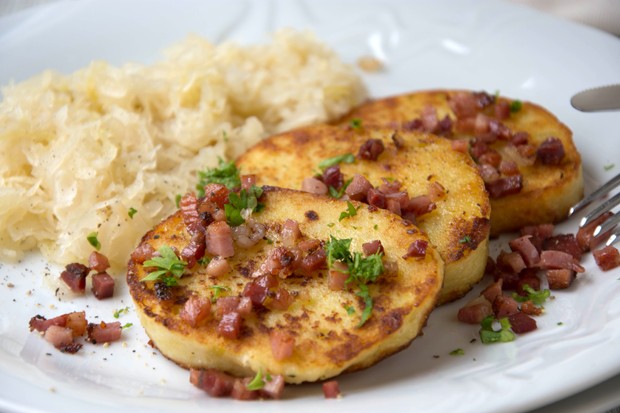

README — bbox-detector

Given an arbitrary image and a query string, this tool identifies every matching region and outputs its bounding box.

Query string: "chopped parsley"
[510,100,523,113]
[512,284,550,306]
[318,153,355,172]
[604,163,615,171]
[338,201,360,221]
[479,316,515,344]
[121,323,133,329]
[449,348,465,356]
[113,307,130,319]
[328,177,353,199]
[459,235,472,244]
[196,158,241,197]
[325,236,384,327]
[128,207,138,219]
[87,232,101,250]
[344,305,356,315]
[246,369,272,391]
[209,285,230,302]
[350,118,363,131]
[225,185,264,226]
[175,194,182,208]
[140,245,187,286]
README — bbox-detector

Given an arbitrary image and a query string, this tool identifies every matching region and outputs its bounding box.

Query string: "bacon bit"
[391,132,405,149]
[402,239,428,259]
[322,380,342,399]
[29,313,69,333]
[301,177,328,195]
[181,295,212,327]
[345,174,373,202]
[493,294,519,317]
[494,99,511,120]
[457,295,493,324]
[206,221,235,258]
[576,212,614,252]
[512,131,530,146]
[362,240,384,256]
[259,246,296,278]
[261,374,286,399]
[543,234,582,261]
[236,297,253,316]
[516,274,541,296]
[536,137,565,165]
[44,325,74,349]
[328,261,349,291]
[427,182,446,202]
[203,183,230,209]
[270,330,295,361]
[478,151,502,168]
[65,311,87,337]
[181,231,206,268]
[240,175,257,191]
[521,224,555,240]
[215,296,241,317]
[404,195,436,217]
[497,250,526,274]
[593,245,620,271]
[499,159,520,176]
[520,300,543,316]
[451,139,469,153]
[130,242,156,264]
[508,312,537,334]
[358,138,385,161]
[243,274,278,307]
[509,235,540,267]
[299,247,327,273]
[539,250,585,273]
[190,368,235,398]
[206,256,232,278]
[267,288,294,311]
[91,272,115,299]
[232,220,266,249]
[231,378,259,401]
[281,219,301,248]
[545,269,576,290]
[88,251,110,272]
[60,263,90,293]
[86,321,122,344]
[478,163,500,183]
[180,192,203,235]
[323,165,344,190]
[218,312,242,339]
[367,188,386,209]
[480,279,503,303]
[486,175,523,198]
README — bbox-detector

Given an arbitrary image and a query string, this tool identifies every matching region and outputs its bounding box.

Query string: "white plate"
[1,1,620,412]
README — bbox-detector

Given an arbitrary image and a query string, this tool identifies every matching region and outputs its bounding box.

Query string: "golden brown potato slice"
[236,125,490,304]
[339,89,583,236]
[127,187,443,384]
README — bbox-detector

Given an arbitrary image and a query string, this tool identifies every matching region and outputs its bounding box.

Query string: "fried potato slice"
[236,126,490,304]
[127,187,443,384]
[339,89,583,235]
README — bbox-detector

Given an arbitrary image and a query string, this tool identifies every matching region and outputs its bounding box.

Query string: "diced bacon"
[237,297,253,316]
[404,195,436,217]
[436,115,453,136]
[545,269,576,290]
[512,131,530,146]
[474,113,492,139]
[322,165,344,190]
[509,235,540,267]
[190,368,235,397]
[494,100,511,119]
[496,270,521,291]
[402,239,428,259]
[593,245,620,271]
[60,263,90,293]
[87,321,122,344]
[520,300,543,316]
[576,212,614,252]
[451,139,469,153]
[367,188,386,209]
[328,261,349,291]
[197,199,223,224]
[508,312,537,334]
[91,272,115,299]
[499,159,520,176]
[428,182,446,202]
[267,288,293,311]
[536,137,565,165]
[88,251,110,273]
[298,238,321,253]
[181,295,212,327]
[391,132,405,149]
[420,105,439,132]
[240,175,257,191]
[259,246,296,278]
[470,139,489,160]
[539,250,585,273]
[448,91,480,118]
[481,279,503,303]
[270,330,295,361]
[358,138,385,161]
[206,221,235,258]
[516,274,541,296]
[130,242,156,264]
[488,119,512,141]
[362,240,384,256]
[218,312,242,339]
[44,325,74,349]
[497,250,526,274]
[202,183,230,209]
[479,151,502,168]
[454,116,476,134]
[543,234,582,261]
[215,296,240,317]
[65,311,87,337]
[486,175,523,198]
[299,247,327,273]
[322,380,342,399]
[457,295,493,324]
[478,163,500,183]
[261,375,286,400]
[301,177,328,195]
[517,143,537,159]
[281,219,301,248]
[29,313,69,333]
[243,274,278,307]
[181,231,206,268]
[231,378,259,401]
[493,294,519,317]
[386,198,401,216]
[378,179,402,194]
[345,174,373,201]
[521,224,555,240]
[180,192,203,235]
[206,256,232,278]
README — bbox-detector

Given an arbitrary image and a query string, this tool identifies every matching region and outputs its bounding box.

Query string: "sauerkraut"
[0,29,367,271]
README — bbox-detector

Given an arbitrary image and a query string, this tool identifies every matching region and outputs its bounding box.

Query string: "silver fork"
[568,173,620,246]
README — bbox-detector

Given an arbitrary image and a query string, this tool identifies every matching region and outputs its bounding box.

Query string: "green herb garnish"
[246,369,272,391]
[338,201,360,221]
[141,245,187,286]
[604,163,615,171]
[512,284,550,306]
[87,232,101,250]
[459,235,471,244]
[450,348,465,356]
[328,177,353,199]
[209,285,230,302]
[350,118,363,131]
[479,316,515,344]
[113,307,130,319]
[344,305,355,315]
[128,207,138,219]
[122,323,133,329]
[225,185,264,226]
[510,100,523,113]
[175,194,182,208]
[196,158,241,197]
[318,153,355,172]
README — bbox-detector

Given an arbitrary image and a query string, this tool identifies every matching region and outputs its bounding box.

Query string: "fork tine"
[593,213,620,237]
[605,229,619,246]
[569,173,620,217]
[579,191,620,227]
